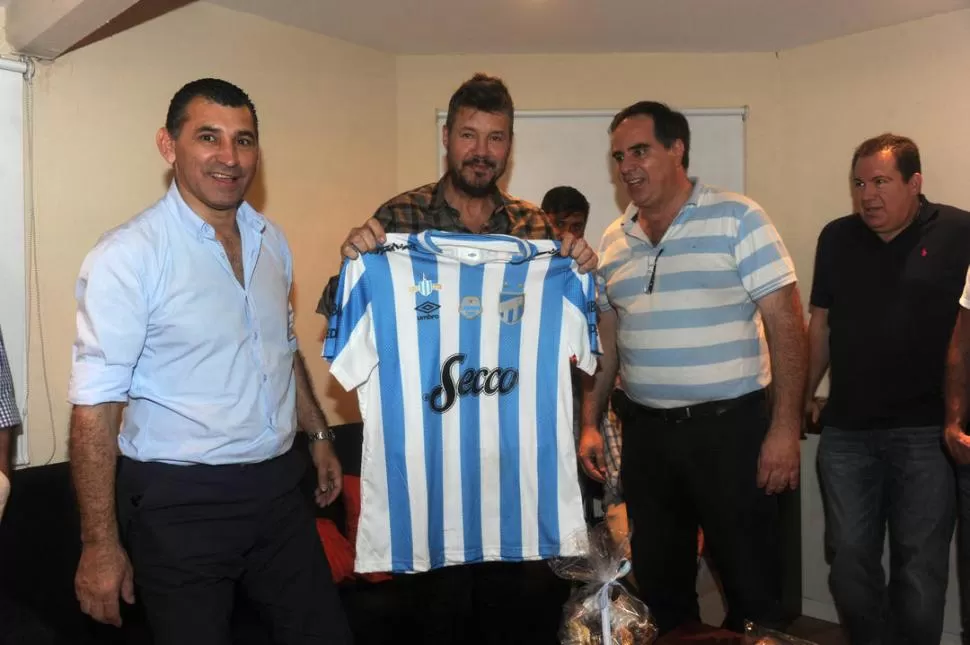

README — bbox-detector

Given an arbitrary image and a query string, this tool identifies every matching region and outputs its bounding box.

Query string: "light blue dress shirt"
[68,182,298,465]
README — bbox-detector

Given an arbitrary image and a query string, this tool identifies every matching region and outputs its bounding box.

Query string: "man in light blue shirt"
[68,78,351,645]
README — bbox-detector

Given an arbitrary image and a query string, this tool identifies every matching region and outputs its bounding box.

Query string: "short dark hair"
[541,186,590,219]
[165,78,258,139]
[851,133,921,181]
[445,73,515,136]
[609,101,691,170]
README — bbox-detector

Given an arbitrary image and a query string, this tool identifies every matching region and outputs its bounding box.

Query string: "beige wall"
[0,9,10,54]
[396,51,786,226]
[396,9,970,304]
[21,2,395,463]
[12,5,970,465]
[395,52,791,279]
[778,10,970,277]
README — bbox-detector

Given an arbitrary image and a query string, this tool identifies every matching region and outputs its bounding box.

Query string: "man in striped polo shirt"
[579,101,806,635]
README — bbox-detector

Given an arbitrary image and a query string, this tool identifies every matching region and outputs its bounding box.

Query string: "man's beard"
[448,155,504,198]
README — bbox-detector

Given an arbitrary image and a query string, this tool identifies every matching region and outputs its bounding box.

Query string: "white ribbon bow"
[595,558,632,644]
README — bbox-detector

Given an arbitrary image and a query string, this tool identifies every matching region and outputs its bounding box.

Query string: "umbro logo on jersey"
[425,353,519,414]
[415,300,440,321]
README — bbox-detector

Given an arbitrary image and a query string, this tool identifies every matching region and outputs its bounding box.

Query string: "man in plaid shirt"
[318,74,597,645]
[0,326,21,518]
[316,74,596,318]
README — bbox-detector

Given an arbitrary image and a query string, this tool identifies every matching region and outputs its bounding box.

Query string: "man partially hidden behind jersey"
[324,231,599,574]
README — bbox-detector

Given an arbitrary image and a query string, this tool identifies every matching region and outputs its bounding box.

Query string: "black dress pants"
[116,448,352,645]
[619,390,786,635]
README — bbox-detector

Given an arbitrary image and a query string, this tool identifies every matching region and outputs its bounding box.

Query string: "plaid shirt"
[0,328,21,429]
[317,178,556,316]
[601,398,623,506]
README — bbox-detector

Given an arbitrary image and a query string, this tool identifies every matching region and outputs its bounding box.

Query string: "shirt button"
[262,375,268,382]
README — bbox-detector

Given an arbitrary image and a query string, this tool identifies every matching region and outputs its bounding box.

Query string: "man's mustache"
[463,156,497,169]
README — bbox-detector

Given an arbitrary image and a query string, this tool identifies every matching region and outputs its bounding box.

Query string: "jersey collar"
[412,230,538,264]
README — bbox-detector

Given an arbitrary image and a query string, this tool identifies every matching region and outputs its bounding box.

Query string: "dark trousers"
[412,559,570,645]
[619,391,785,635]
[116,449,352,645]
[818,426,955,645]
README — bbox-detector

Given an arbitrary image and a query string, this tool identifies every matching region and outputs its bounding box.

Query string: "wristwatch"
[307,429,336,443]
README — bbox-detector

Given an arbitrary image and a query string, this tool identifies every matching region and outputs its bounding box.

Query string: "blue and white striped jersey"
[324,231,599,573]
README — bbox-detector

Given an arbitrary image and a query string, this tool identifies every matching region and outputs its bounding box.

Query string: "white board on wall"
[435,108,746,247]
[0,67,26,466]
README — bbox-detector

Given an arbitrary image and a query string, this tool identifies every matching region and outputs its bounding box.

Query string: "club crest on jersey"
[499,285,525,325]
[459,296,482,320]
[425,353,518,414]
[409,274,442,298]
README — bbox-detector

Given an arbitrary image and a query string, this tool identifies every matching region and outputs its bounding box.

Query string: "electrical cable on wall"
[17,55,58,465]
[27,59,57,465]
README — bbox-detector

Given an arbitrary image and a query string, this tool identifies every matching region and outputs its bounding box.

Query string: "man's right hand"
[945,424,970,465]
[578,425,606,483]
[75,540,135,627]
[341,218,387,259]
[804,397,826,433]
[804,398,822,426]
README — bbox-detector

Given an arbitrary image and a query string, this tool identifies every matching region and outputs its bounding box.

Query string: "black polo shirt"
[810,197,970,430]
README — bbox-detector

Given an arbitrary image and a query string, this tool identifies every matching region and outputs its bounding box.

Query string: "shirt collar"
[413,229,536,262]
[164,181,266,241]
[622,177,703,238]
[684,177,704,207]
[914,194,930,223]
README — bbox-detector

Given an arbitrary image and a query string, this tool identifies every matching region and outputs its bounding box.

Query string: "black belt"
[633,388,767,424]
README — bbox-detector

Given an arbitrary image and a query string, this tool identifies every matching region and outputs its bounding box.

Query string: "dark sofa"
[0,424,568,645]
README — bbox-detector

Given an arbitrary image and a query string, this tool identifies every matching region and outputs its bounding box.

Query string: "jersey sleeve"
[563,266,601,376]
[322,257,378,391]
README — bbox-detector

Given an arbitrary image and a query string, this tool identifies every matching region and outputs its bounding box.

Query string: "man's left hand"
[757,424,800,494]
[310,439,343,507]
[560,234,598,274]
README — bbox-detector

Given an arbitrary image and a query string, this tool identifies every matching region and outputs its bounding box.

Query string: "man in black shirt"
[806,133,970,645]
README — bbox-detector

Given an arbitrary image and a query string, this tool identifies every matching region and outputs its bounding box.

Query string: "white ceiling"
[205,0,969,55]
